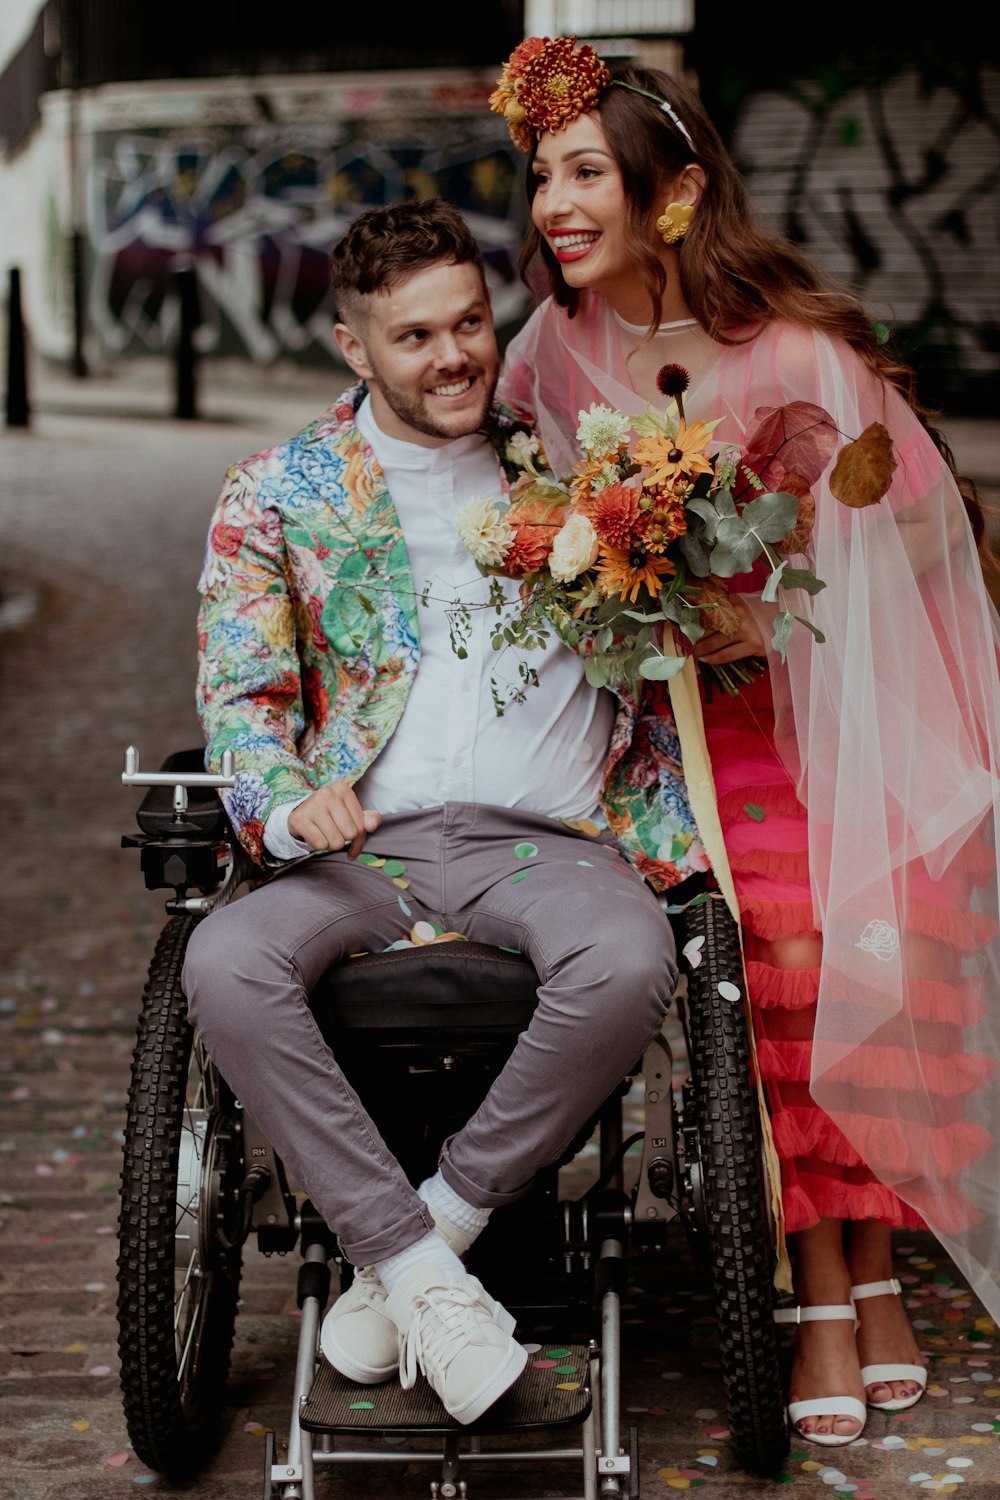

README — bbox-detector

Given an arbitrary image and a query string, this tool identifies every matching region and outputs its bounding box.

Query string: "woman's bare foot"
[848,1222,925,1408]
[786,1219,866,1441]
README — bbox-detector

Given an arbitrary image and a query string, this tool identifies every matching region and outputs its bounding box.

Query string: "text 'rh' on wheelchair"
[116,747,789,1499]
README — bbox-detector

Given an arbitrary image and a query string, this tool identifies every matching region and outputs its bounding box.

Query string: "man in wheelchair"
[183,198,702,1431]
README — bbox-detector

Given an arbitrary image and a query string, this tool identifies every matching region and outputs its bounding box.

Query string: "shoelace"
[351,1266,387,1307]
[398,1281,486,1391]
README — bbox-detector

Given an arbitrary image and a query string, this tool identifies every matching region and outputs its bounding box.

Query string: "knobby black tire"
[117,913,243,1476]
[681,897,789,1476]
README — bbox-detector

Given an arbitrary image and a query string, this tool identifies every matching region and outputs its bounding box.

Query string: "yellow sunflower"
[634,419,715,487]
[594,545,675,604]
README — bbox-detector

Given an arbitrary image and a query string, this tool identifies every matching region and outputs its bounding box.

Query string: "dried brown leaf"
[696,576,742,638]
[773,473,816,555]
[828,422,897,508]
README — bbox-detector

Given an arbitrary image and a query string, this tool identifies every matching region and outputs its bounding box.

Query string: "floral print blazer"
[197,383,707,886]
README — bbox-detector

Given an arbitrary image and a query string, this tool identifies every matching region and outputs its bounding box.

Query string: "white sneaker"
[386,1266,527,1425]
[320,1265,397,1384]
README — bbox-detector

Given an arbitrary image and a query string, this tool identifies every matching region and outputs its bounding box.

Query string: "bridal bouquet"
[455,366,896,708]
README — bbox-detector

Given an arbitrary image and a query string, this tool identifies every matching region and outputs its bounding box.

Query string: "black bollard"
[5,267,30,429]
[71,230,88,379]
[173,263,201,421]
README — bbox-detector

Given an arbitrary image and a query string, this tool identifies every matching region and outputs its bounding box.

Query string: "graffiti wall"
[86,86,527,364]
[733,65,1000,410]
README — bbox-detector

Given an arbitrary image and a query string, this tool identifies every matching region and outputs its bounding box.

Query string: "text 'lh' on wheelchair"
[117,748,789,1500]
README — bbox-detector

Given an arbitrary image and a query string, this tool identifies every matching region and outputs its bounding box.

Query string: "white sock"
[374,1231,465,1294]
[419,1171,492,1239]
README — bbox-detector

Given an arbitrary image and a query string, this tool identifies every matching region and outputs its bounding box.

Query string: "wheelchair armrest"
[135,749,232,839]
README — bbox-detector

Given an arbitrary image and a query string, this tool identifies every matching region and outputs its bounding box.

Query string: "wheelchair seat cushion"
[313,943,539,1035]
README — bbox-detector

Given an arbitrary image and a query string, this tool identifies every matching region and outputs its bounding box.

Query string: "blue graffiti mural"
[88,115,528,362]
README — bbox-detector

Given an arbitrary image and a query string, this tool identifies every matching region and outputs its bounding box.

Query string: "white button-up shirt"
[264,396,614,858]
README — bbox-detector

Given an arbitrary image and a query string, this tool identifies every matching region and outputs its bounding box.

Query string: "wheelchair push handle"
[122,745,237,815]
[122,744,237,787]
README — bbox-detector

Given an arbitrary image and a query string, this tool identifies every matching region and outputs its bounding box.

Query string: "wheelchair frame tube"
[281,1239,329,1500]
[598,1237,626,1497]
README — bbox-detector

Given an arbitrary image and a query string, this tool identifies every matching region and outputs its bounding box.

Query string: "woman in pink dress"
[492,36,1000,1447]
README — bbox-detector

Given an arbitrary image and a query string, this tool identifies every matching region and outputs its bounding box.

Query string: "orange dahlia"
[591,482,644,550]
[491,36,611,150]
[503,494,564,577]
[488,37,550,151]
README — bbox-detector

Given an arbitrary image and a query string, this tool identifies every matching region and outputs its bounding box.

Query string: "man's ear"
[334,321,373,381]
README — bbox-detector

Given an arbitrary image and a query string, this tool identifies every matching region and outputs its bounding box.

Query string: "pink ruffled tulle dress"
[501,295,1000,1316]
[702,666,994,1235]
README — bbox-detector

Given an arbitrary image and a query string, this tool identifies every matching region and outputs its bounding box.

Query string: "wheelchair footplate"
[300,1343,592,1434]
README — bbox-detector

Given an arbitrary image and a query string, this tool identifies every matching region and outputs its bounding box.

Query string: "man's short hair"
[330,198,485,327]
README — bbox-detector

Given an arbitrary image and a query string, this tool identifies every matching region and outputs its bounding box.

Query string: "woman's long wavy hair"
[519,63,989,549]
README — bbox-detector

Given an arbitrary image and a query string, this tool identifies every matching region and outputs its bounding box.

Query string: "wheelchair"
[116,747,789,1498]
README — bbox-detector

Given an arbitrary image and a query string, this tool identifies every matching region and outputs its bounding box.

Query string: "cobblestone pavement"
[1,360,998,1500]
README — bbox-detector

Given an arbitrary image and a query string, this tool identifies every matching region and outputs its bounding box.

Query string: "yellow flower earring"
[656,201,694,246]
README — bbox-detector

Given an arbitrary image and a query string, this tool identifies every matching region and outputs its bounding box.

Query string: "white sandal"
[852,1278,928,1412]
[774,1301,867,1447]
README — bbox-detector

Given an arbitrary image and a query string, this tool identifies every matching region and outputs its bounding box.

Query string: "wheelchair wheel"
[117,914,245,1476]
[680,896,789,1475]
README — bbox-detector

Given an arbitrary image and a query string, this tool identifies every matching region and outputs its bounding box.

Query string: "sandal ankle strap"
[774,1301,857,1326]
[851,1278,901,1300]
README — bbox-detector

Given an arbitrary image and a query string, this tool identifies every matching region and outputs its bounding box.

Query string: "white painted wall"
[0,0,45,74]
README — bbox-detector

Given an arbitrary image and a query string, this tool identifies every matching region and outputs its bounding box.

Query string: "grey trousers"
[183,803,677,1265]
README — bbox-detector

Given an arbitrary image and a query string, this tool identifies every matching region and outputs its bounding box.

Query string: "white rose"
[549,514,600,584]
[455,497,514,568]
[855,919,900,962]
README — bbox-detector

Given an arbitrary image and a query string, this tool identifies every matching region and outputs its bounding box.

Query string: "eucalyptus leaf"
[770,610,795,662]
[780,567,826,595]
[638,654,688,680]
[584,655,612,688]
[686,497,720,538]
[594,626,614,653]
[794,614,826,643]
[679,531,712,577]
[761,560,787,604]
[621,608,666,624]
[742,490,800,541]
[710,515,759,576]
[713,491,738,518]
[675,606,705,644]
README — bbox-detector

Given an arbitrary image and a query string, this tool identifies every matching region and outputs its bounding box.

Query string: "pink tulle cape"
[501,293,1000,1322]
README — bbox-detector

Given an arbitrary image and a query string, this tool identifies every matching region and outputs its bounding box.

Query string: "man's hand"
[692,594,768,665]
[287,782,382,858]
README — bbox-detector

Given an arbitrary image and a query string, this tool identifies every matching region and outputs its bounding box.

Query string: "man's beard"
[366,357,499,442]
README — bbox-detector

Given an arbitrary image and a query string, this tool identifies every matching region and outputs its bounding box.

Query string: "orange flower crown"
[489,35,611,153]
[489,34,694,154]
